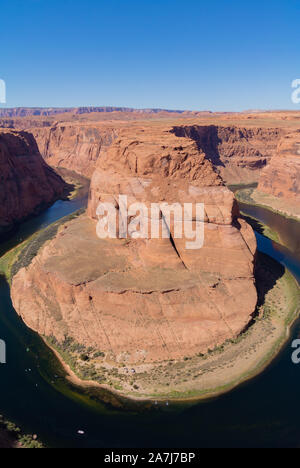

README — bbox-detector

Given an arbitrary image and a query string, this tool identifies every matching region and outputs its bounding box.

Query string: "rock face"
[173,125,283,184]
[0,129,66,236]
[29,122,283,183]
[32,123,119,177]
[258,131,300,201]
[12,125,257,364]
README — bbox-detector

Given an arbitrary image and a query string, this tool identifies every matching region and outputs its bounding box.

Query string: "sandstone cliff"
[249,131,300,219]
[11,125,257,364]
[0,129,66,236]
[0,106,211,118]
[28,121,283,184]
[3,109,295,185]
[258,131,300,201]
[173,125,283,184]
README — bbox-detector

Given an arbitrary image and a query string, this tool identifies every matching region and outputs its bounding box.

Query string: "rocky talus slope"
[0,129,66,236]
[11,126,257,364]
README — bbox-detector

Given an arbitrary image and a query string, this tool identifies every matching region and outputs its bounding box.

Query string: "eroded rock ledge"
[172,125,283,185]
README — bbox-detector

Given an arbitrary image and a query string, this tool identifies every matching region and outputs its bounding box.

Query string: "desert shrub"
[80,354,90,362]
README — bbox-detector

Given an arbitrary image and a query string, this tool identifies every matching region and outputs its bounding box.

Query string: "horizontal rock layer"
[258,131,300,201]
[0,106,208,118]
[11,214,256,364]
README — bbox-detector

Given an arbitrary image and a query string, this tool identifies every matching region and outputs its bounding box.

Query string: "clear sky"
[1,0,300,111]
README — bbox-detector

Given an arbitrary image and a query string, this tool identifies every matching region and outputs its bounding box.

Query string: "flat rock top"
[42,215,217,291]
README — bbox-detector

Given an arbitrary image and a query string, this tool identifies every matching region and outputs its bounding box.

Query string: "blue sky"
[1,0,300,111]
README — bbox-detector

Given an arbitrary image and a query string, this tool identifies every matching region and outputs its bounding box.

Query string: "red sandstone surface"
[2,108,295,183]
[0,129,66,236]
[258,131,300,201]
[5,108,300,364]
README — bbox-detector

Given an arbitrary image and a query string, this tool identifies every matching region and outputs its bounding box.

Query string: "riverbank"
[236,188,300,222]
[0,170,92,448]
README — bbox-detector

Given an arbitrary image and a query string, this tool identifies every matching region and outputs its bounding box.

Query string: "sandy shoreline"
[236,188,300,222]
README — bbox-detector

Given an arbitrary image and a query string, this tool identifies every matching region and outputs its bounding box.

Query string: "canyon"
[4,122,285,183]
[0,107,298,384]
[0,129,66,237]
[259,131,300,200]
[0,106,212,118]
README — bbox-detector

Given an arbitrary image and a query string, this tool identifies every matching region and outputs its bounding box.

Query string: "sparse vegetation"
[0,415,44,448]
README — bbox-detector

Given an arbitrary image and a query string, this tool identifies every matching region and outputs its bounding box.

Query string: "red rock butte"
[11,122,258,364]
